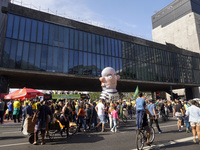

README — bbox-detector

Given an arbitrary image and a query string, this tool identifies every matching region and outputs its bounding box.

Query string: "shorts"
[99,115,106,124]
[143,126,151,132]
[190,122,200,127]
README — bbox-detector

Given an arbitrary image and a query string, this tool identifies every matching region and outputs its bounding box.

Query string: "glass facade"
[1,13,200,84]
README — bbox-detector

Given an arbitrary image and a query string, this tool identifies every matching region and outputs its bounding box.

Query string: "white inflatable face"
[104,70,118,89]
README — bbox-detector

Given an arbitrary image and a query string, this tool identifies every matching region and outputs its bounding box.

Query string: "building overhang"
[0,67,198,92]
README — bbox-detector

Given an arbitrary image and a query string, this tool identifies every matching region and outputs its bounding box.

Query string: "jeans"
[112,118,117,130]
[150,118,161,132]
[136,110,145,129]
[78,116,86,130]
[186,122,191,131]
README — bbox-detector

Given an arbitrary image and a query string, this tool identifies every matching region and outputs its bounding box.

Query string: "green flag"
[133,86,139,99]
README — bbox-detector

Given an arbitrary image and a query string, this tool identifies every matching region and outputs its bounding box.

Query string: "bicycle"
[136,126,155,150]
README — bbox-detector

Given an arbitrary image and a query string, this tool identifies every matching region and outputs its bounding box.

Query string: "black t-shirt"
[174,104,182,112]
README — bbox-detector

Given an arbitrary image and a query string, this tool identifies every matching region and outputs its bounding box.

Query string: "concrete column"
[0,76,8,93]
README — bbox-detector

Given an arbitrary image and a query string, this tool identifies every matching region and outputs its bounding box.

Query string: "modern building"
[0,0,200,99]
[152,0,200,97]
[152,0,200,53]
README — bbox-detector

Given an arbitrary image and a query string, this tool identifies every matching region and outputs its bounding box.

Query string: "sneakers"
[159,130,163,134]
[193,138,196,144]
[111,128,114,132]
[114,129,117,132]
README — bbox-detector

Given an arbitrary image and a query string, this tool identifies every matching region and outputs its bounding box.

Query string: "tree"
[88,92,101,101]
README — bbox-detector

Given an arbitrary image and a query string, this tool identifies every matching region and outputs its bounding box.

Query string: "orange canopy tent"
[4,87,44,100]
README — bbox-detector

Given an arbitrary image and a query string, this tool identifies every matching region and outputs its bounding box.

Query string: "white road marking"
[0,142,29,148]
[159,124,177,128]
[1,131,21,134]
[132,136,195,150]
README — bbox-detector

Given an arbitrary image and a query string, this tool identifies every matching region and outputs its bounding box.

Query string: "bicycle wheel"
[136,130,144,150]
[122,116,127,123]
[69,125,78,135]
[149,126,155,144]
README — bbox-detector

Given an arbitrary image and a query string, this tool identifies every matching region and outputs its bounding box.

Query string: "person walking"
[95,99,106,132]
[111,106,119,132]
[173,100,184,132]
[13,99,21,123]
[32,100,53,145]
[146,99,163,133]
[185,100,200,144]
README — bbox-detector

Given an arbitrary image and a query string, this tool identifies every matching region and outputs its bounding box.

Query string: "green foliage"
[88,92,101,101]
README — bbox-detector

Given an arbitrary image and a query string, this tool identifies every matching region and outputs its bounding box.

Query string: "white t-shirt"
[97,102,105,116]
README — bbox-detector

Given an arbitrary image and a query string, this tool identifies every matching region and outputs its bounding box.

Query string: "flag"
[133,86,139,99]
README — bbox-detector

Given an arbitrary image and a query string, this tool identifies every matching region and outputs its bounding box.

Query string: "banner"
[52,94,81,99]
[133,86,139,99]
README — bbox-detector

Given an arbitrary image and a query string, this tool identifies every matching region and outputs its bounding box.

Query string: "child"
[184,115,191,133]
[111,106,119,132]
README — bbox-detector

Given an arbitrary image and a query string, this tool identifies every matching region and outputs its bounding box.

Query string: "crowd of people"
[0,94,200,145]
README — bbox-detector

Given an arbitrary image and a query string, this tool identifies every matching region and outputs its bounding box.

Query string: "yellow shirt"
[13,101,20,109]
[32,103,37,110]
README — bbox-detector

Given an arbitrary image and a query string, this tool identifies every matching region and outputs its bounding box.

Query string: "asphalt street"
[0,117,199,150]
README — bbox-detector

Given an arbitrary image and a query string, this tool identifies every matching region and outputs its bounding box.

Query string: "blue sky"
[12,0,174,40]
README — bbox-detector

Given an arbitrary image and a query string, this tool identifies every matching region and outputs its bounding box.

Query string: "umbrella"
[4,87,43,100]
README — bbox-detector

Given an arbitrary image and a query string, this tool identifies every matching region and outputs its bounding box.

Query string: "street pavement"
[0,117,199,150]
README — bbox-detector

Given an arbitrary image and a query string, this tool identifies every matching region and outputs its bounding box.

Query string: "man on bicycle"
[135,92,146,130]
[136,92,153,146]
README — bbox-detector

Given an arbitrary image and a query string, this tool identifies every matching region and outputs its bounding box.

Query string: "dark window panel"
[59,26,64,42]
[115,40,119,57]
[116,58,120,74]
[74,30,79,50]
[43,23,49,44]
[78,51,83,74]
[41,45,48,71]
[48,24,54,45]
[111,39,115,57]
[74,50,79,74]
[96,35,100,54]
[97,54,101,76]
[105,56,108,68]
[30,20,37,42]
[37,21,43,43]
[2,39,11,67]
[88,53,92,75]
[108,38,111,56]
[69,50,74,74]
[47,46,53,72]
[100,36,104,54]
[28,43,36,70]
[92,53,96,76]
[83,32,87,51]
[112,57,116,70]
[9,40,17,68]
[21,42,29,69]
[12,15,20,39]
[83,52,88,75]
[16,41,23,69]
[101,55,104,70]
[6,14,14,38]
[35,44,41,70]
[88,33,92,52]
[24,19,31,41]
[70,29,74,49]
[64,28,69,48]
[54,25,59,41]
[52,47,58,72]
[79,31,83,51]
[104,37,108,55]
[92,34,96,53]
[63,49,69,73]
[108,56,112,67]
[58,48,63,73]
[118,40,122,58]
[19,17,26,40]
